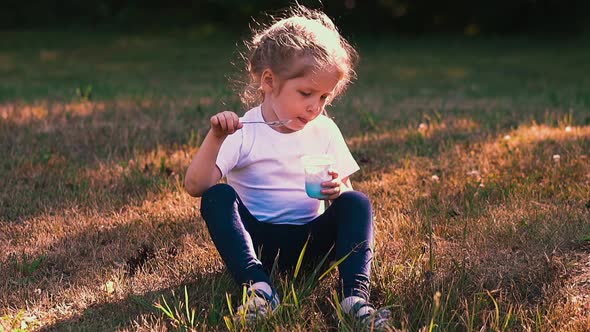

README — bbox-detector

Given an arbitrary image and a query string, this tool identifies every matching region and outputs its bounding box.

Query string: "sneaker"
[235,288,280,323]
[347,299,392,331]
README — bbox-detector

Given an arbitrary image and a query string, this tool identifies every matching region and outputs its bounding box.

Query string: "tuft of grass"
[9,253,46,279]
[154,286,198,331]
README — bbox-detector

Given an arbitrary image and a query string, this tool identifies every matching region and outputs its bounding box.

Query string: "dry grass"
[1,30,589,331]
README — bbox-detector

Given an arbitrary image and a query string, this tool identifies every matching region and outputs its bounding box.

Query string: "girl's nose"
[307,101,323,114]
[306,107,321,116]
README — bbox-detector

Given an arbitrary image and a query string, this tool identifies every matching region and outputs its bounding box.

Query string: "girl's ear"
[260,68,275,94]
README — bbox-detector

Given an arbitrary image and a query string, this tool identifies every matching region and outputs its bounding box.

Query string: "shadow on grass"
[31,229,343,331]
[38,272,232,331]
[1,208,226,328]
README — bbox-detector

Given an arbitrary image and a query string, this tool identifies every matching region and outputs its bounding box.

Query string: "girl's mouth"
[297,117,309,124]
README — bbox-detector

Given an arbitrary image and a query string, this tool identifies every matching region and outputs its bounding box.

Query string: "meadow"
[1,27,589,331]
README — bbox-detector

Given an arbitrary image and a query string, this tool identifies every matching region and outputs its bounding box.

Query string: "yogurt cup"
[301,155,335,199]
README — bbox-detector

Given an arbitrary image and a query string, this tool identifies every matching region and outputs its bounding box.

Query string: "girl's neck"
[260,100,295,134]
[260,100,278,122]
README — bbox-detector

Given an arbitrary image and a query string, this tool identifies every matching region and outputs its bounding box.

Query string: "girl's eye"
[320,95,328,100]
[299,91,312,97]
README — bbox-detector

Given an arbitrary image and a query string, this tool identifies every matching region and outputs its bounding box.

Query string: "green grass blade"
[223,315,234,331]
[242,285,247,305]
[309,245,334,282]
[225,292,234,317]
[191,308,196,326]
[319,251,351,281]
[184,286,191,326]
[487,290,500,329]
[155,296,178,323]
[502,305,513,332]
[131,295,155,312]
[428,320,438,332]
[331,290,345,323]
[294,237,309,280]
[291,283,299,309]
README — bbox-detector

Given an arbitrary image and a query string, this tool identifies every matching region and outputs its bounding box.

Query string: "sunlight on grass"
[353,121,589,330]
[347,116,480,148]
[0,101,106,123]
[509,123,590,144]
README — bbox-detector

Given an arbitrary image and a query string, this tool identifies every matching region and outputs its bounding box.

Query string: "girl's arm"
[184,130,224,197]
[185,111,242,197]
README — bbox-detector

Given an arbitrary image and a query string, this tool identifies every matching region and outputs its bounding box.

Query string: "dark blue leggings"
[200,183,374,300]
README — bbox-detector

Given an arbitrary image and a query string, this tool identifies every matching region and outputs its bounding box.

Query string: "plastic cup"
[301,155,335,199]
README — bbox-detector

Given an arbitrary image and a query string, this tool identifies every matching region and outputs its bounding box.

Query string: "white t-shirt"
[216,106,360,225]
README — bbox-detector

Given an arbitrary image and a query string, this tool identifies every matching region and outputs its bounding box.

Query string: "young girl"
[185,5,390,330]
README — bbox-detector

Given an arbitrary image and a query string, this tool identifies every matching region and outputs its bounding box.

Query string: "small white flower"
[431,175,440,182]
[553,154,561,163]
[565,126,572,132]
[105,280,115,294]
[418,123,428,131]
[503,135,511,140]
[467,170,482,182]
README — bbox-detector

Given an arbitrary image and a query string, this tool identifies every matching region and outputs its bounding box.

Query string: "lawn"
[1,27,589,331]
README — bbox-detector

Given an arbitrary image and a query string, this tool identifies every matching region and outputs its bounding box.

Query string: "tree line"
[1,0,588,35]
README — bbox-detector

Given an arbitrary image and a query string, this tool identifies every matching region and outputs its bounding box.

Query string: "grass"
[1,26,589,331]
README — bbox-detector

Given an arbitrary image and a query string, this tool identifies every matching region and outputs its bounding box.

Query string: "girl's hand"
[321,171,349,200]
[210,111,243,139]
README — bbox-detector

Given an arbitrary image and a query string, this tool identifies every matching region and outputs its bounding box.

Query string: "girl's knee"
[200,184,237,212]
[333,191,373,228]
[337,191,371,210]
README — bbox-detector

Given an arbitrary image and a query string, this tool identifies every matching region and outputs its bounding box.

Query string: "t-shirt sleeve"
[215,131,242,177]
[326,121,360,179]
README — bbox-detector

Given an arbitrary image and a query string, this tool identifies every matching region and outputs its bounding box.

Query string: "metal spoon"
[240,119,292,127]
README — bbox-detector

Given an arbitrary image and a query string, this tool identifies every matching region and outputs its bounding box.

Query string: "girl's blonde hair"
[239,5,359,108]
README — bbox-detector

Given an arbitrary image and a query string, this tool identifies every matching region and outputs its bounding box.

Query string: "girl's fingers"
[211,111,242,135]
[225,114,235,132]
[231,113,241,130]
[321,182,341,194]
[211,115,219,127]
[224,111,242,133]
[218,114,228,131]
[231,113,240,124]
[321,187,340,200]
[322,179,341,188]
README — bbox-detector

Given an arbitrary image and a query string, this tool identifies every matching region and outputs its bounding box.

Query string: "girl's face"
[261,67,341,133]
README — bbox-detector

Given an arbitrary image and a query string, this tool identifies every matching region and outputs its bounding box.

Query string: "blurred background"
[2,0,589,36]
